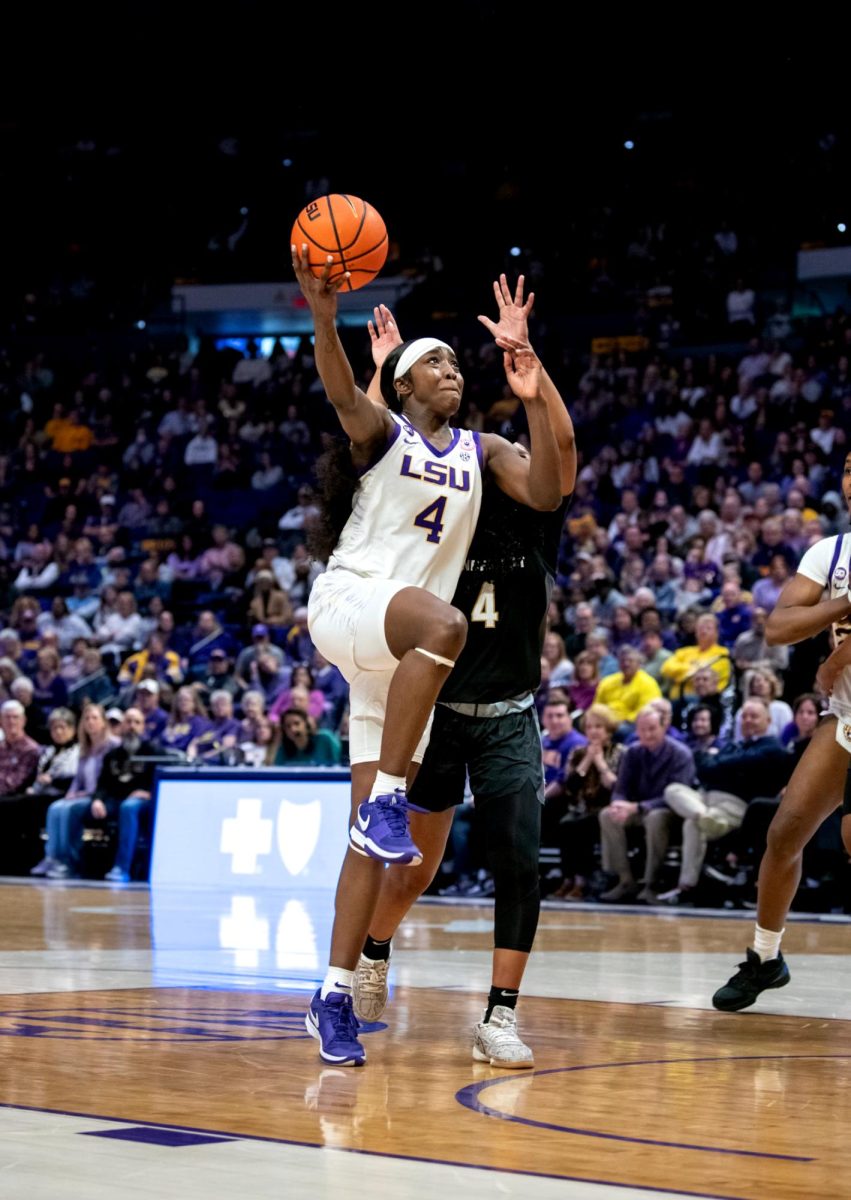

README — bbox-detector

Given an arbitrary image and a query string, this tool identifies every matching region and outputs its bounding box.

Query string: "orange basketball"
[290,194,388,292]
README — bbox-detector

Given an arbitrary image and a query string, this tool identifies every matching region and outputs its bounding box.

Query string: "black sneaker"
[712,948,790,1012]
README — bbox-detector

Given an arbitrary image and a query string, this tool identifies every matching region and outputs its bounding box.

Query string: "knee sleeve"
[482,780,542,953]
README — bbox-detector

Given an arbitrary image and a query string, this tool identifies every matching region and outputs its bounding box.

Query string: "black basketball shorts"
[409,704,545,812]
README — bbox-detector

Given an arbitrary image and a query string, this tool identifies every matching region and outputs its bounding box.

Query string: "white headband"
[393,338,454,381]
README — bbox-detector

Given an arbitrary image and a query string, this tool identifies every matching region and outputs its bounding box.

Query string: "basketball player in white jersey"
[713,454,851,1011]
[291,246,563,1065]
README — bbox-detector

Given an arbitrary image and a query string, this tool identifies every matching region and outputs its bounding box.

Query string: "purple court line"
[456,1053,849,1161]
[0,1098,751,1200]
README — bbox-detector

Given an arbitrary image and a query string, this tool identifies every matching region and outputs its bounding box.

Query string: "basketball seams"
[291,194,387,291]
[334,195,369,252]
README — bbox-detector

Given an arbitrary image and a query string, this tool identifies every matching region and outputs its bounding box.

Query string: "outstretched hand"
[503,342,543,404]
[478,273,535,349]
[368,303,403,368]
[290,243,350,318]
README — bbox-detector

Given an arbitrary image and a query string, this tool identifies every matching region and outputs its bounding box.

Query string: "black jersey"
[439,483,571,704]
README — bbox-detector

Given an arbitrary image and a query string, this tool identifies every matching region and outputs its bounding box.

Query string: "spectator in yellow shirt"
[117,633,183,688]
[592,646,662,736]
[660,612,731,699]
[51,410,93,455]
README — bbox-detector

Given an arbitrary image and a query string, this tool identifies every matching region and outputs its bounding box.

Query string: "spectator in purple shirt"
[715,580,753,648]
[31,646,69,719]
[134,680,168,743]
[188,691,242,761]
[598,706,696,903]
[160,686,210,754]
[542,693,588,797]
[751,554,792,613]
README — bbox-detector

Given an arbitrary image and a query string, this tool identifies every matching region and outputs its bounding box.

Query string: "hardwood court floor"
[1,881,850,1200]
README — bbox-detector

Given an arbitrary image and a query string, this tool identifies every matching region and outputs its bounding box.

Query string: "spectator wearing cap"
[117,632,182,688]
[36,597,92,652]
[196,648,241,703]
[160,686,211,754]
[105,707,125,732]
[235,624,285,690]
[82,494,119,544]
[133,680,168,742]
[248,570,293,629]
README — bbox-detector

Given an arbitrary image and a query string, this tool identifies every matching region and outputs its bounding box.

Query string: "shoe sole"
[349,826,422,866]
[304,1008,366,1066]
[712,970,791,1012]
[472,1045,534,1069]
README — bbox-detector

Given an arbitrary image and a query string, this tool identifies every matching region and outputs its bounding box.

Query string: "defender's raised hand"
[503,344,543,404]
[478,273,535,349]
[368,303,403,369]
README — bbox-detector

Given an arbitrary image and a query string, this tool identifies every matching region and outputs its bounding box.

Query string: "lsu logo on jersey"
[400,456,471,491]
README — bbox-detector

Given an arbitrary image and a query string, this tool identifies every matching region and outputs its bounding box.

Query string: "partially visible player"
[713,453,851,1011]
[353,277,575,1067]
[292,247,564,1066]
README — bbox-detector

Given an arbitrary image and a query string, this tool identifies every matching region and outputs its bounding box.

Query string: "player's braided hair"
[307,437,359,563]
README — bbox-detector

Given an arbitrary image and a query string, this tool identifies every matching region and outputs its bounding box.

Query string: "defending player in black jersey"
[354,278,575,1067]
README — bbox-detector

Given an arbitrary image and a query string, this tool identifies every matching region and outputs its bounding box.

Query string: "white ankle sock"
[369,771,406,801]
[321,967,354,1000]
[753,924,784,962]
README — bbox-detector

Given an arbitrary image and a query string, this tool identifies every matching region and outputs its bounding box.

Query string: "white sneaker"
[352,953,390,1022]
[472,1005,534,1069]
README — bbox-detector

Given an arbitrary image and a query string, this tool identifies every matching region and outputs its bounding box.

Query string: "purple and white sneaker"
[349,790,422,865]
[305,989,365,1066]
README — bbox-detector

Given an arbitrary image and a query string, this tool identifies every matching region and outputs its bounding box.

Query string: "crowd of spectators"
[1,297,851,902]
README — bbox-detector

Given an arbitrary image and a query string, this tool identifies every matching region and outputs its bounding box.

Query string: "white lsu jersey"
[327,412,483,602]
[797,533,851,729]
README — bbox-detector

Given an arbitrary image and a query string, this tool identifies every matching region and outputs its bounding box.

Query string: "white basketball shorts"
[308,569,433,765]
